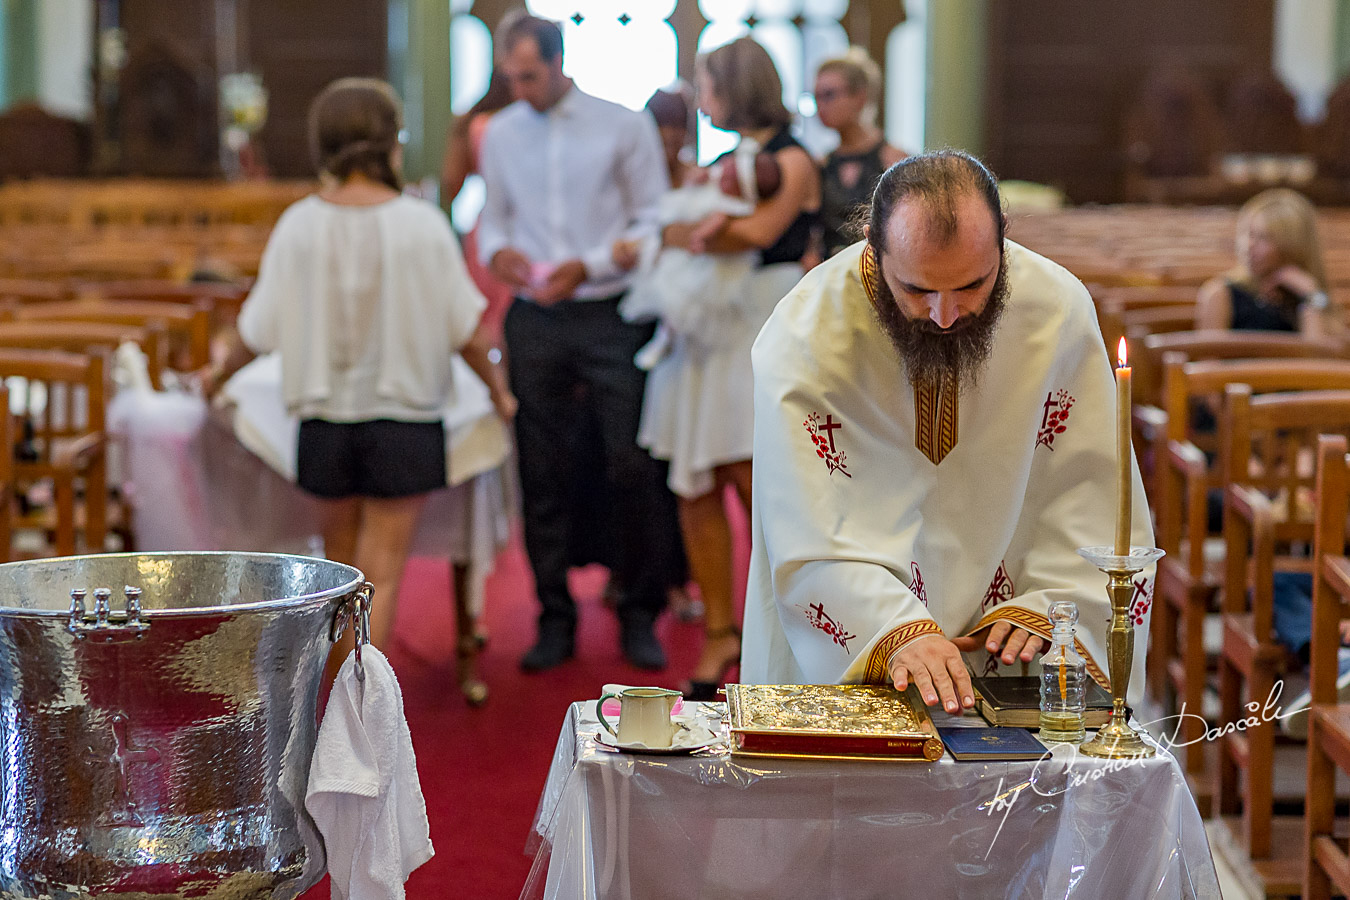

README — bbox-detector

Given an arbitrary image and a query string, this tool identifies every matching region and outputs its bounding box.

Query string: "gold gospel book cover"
[725,683,945,761]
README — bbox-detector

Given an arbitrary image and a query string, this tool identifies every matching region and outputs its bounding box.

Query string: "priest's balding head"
[862,150,1010,389]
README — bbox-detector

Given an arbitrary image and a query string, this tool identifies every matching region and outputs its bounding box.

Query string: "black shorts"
[296,419,446,499]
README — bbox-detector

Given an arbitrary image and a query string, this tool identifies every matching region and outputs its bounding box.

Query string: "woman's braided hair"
[308,78,403,192]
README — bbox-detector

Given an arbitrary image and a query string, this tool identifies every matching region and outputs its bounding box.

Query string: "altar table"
[523,701,1220,900]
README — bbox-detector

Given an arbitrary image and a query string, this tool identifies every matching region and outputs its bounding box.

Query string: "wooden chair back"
[1161,356,1350,445]
[1138,329,1346,411]
[1130,330,1346,513]
[1098,299,1195,353]
[0,348,108,556]
[1090,284,1200,308]
[0,320,166,390]
[0,278,69,304]
[72,278,249,326]
[1223,386,1350,545]
[11,299,211,371]
[2,246,186,282]
[1156,357,1350,584]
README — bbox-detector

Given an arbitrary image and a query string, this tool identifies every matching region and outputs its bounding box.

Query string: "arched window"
[448,11,493,231]
[449,14,491,117]
[527,0,678,111]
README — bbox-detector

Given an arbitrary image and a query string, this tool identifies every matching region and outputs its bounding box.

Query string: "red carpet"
[301,491,748,899]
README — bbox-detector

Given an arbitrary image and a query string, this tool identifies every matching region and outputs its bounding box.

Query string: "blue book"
[938,726,1050,761]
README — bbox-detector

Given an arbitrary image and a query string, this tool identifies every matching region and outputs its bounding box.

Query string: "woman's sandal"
[456,635,489,707]
[683,625,741,702]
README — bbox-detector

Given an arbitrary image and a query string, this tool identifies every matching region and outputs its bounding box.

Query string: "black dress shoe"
[683,681,722,702]
[520,627,574,672]
[620,617,667,670]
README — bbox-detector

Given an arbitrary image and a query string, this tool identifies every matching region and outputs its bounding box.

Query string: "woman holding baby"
[629,37,820,699]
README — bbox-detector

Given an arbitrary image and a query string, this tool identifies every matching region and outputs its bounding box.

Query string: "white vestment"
[740,241,1155,704]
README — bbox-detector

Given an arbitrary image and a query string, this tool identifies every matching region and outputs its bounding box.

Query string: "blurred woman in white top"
[214,78,514,678]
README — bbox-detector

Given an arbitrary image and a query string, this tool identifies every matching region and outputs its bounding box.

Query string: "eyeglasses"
[814,88,850,103]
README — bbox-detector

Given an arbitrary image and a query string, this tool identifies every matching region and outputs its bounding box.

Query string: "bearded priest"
[740,150,1154,714]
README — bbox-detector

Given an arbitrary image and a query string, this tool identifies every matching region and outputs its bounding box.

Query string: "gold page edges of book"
[725,683,945,761]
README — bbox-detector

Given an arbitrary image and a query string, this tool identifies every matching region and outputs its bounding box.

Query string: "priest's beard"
[869,250,1010,391]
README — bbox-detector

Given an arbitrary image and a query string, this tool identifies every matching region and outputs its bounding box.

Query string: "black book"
[971,675,1113,728]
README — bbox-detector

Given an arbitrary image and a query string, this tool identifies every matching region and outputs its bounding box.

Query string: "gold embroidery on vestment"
[859,245,959,465]
[968,606,1110,690]
[863,619,946,684]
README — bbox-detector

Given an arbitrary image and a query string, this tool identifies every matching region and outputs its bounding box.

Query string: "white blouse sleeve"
[431,212,487,352]
[236,216,293,355]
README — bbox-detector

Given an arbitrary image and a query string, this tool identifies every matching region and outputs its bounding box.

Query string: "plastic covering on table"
[522,702,1220,900]
[108,352,514,617]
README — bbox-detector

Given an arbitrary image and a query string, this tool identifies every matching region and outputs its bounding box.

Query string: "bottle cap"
[1048,599,1078,630]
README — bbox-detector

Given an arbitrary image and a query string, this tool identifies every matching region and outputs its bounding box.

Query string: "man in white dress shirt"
[477,14,672,671]
[741,151,1155,711]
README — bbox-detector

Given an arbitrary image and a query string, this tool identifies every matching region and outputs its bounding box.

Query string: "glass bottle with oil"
[1038,600,1087,743]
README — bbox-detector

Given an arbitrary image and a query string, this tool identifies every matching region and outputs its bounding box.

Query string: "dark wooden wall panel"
[98,0,219,176]
[93,0,386,178]
[984,0,1275,203]
[247,1,388,178]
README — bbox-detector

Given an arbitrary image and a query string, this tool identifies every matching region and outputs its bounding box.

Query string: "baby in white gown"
[616,146,781,368]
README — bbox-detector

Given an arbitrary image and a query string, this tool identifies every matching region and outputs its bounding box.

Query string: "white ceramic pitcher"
[596,687,681,747]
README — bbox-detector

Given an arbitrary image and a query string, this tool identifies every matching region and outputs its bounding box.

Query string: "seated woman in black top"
[1195,187,1338,340]
[1195,188,1342,675]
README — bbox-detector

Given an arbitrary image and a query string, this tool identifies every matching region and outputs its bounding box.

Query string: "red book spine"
[735,731,943,760]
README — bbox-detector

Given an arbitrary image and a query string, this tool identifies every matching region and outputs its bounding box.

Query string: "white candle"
[1115,337,1131,556]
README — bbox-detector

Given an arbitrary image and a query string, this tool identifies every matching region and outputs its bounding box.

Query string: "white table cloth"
[523,701,1220,900]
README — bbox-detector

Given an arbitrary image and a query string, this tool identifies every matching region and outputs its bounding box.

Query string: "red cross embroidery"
[1036,390,1076,450]
[819,415,842,451]
[1128,576,1153,627]
[804,411,852,477]
[804,601,857,653]
[910,562,929,607]
[982,562,1014,612]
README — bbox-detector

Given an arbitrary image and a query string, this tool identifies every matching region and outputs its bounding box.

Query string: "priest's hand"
[889,634,975,714]
[952,622,1045,666]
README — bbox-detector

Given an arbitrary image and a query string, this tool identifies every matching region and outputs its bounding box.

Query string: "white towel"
[306,646,434,900]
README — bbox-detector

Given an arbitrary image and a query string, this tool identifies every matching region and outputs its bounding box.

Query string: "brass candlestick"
[1076,546,1165,759]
